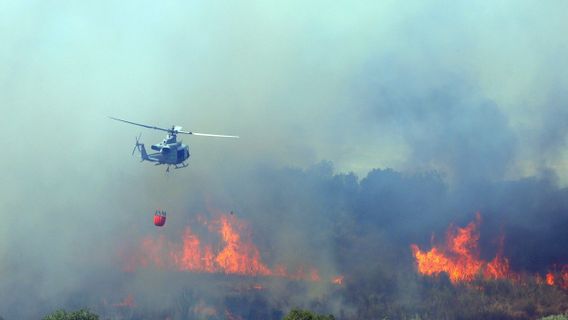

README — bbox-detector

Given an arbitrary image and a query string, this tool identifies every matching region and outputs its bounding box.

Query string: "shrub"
[42,309,99,320]
[283,308,335,320]
[539,315,568,320]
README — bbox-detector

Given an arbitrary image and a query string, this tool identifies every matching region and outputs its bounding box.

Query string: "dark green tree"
[42,309,99,320]
[283,308,335,320]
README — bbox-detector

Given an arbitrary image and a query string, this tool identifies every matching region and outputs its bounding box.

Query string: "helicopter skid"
[174,162,188,169]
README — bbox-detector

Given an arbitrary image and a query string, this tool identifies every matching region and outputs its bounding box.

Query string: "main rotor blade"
[183,131,239,138]
[109,116,171,133]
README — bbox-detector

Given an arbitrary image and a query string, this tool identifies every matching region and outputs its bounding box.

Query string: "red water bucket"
[154,210,166,227]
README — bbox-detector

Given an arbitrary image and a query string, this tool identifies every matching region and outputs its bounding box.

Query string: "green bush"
[283,308,335,320]
[539,315,568,320]
[42,309,99,320]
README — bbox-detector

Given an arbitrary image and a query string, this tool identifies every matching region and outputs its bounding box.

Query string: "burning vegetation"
[113,209,567,320]
[124,212,339,284]
[26,167,566,320]
[410,213,568,289]
[411,213,511,283]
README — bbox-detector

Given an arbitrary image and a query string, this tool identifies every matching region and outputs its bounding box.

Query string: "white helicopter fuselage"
[141,134,190,165]
[149,142,190,164]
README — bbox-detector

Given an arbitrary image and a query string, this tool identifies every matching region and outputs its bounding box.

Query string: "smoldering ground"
[1,0,568,319]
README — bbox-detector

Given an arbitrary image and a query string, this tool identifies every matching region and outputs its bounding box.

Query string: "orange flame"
[214,215,272,276]
[332,275,345,285]
[411,213,568,289]
[411,213,510,283]
[545,272,555,286]
[111,294,135,308]
[124,212,335,282]
[544,265,568,289]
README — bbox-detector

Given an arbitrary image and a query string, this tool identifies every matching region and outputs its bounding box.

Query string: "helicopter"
[110,116,239,171]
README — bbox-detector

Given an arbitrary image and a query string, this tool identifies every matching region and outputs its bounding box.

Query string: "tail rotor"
[132,133,142,155]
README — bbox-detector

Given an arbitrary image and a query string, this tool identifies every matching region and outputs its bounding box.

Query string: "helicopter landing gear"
[174,162,188,170]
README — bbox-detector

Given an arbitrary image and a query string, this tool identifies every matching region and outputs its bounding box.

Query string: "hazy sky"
[1,1,567,318]
[2,0,567,179]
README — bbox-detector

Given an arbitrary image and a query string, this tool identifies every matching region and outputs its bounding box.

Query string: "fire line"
[410,213,567,289]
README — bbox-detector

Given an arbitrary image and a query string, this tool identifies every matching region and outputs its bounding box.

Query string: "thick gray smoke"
[1,0,567,319]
